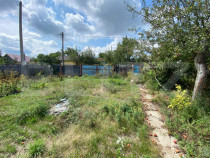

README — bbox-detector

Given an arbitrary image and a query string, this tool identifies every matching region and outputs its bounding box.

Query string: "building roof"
[6,54,31,62]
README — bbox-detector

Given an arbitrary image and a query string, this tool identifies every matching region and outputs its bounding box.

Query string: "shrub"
[168,85,191,110]
[28,139,45,157]
[0,71,21,97]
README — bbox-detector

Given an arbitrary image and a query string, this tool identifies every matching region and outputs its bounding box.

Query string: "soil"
[139,85,184,158]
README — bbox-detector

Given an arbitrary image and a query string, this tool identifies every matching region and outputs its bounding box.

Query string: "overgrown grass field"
[0,75,159,157]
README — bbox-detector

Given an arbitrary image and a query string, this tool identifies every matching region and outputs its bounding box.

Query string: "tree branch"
[147,61,168,91]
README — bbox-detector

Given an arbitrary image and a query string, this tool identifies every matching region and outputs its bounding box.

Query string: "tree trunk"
[192,53,208,100]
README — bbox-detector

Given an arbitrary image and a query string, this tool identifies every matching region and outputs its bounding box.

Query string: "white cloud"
[0,0,144,57]
[65,13,94,34]
[55,0,141,36]
[0,0,18,16]
[82,38,122,56]
[25,7,68,35]
[0,30,59,57]
[26,39,59,57]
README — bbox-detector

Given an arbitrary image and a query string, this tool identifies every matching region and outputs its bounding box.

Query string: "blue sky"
[0,0,151,57]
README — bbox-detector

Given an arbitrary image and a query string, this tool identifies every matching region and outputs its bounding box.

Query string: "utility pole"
[59,32,64,80]
[19,1,25,74]
[61,32,64,66]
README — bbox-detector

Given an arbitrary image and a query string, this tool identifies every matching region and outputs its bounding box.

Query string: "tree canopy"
[127,0,209,99]
[31,52,61,65]
[99,37,140,65]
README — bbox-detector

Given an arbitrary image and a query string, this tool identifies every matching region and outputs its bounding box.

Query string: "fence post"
[80,64,82,76]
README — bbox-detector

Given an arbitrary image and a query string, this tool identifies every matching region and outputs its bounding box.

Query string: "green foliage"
[128,0,210,94]
[65,47,80,64]
[99,37,140,65]
[31,82,48,90]
[28,139,45,157]
[3,145,16,154]
[32,52,61,65]
[102,98,144,131]
[0,76,158,157]
[139,69,160,90]
[103,82,118,93]
[0,71,21,97]
[108,78,127,85]
[80,49,99,65]
[133,0,209,62]
[0,52,5,64]
[168,85,191,110]
[17,103,48,125]
[154,91,210,157]
[65,48,100,65]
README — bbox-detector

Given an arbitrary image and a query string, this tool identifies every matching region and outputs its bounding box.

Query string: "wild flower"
[116,137,125,150]
[168,84,191,110]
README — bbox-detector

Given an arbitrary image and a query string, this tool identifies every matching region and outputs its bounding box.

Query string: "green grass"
[0,75,159,157]
[152,90,210,158]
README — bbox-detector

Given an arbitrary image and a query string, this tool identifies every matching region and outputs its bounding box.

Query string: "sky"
[0,0,151,57]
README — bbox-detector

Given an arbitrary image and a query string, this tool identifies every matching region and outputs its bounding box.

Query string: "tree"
[80,49,98,65]
[114,37,140,64]
[34,52,61,65]
[65,47,80,64]
[99,37,140,65]
[128,0,210,100]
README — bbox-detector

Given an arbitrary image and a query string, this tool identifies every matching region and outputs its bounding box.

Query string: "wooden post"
[61,32,64,67]
[19,1,26,75]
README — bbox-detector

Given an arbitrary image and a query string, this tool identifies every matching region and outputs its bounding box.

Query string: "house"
[4,54,31,64]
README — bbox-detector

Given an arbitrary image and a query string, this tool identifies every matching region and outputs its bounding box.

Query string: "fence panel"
[0,65,21,74]
[82,65,97,76]
[64,65,80,76]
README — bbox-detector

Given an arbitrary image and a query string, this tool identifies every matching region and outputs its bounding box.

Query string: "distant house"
[4,54,31,64]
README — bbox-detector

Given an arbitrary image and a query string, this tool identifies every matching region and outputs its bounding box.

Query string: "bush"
[0,71,21,97]
[168,85,191,110]
[28,139,45,157]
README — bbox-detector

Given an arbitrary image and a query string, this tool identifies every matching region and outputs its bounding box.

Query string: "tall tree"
[65,47,80,64]
[114,37,140,63]
[128,0,210,99]
[80,49,98,65]
[99,37,140,65]
[34,52,61,65]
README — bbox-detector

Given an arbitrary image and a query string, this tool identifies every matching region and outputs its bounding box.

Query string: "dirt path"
[139,85,184,158]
